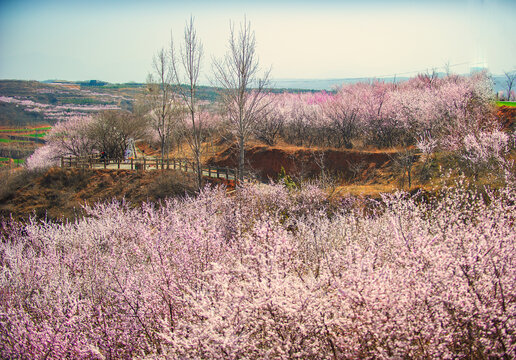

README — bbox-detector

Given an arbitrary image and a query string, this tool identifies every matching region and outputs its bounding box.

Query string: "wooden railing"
[60,155,242,181]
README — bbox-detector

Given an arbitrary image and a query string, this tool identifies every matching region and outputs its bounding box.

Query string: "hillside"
[0,167,197,221]
[0,80,129,127]
[0,141,407,221]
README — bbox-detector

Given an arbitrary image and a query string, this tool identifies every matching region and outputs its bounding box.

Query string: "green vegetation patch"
[0,157,25,164]
[25,133,47,138]
[0,138,30,143]
[496,101,516,107]
[0,127,51,133]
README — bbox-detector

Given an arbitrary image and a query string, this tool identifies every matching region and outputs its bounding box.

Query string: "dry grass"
[334,183,399,198]
[0,167,197,221]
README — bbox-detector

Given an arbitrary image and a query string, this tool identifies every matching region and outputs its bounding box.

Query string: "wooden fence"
[60,155,241,181]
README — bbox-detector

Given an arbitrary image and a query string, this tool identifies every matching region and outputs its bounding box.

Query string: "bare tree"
[213,18,271,181]
[324,96,360,149]
[88,110,148,160]
[504,71,516,101]
[170,16,204,188]
[443,60,451,77]
[146,49,182,160]
[253,107,284,146]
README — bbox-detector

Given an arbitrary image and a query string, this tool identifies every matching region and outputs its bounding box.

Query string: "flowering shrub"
[25,116,96,170]
[461,130,510,175]
[25,142,62,170]
[0,181,514,359]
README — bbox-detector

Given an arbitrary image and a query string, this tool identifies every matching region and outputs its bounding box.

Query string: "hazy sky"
[0,0,515,83]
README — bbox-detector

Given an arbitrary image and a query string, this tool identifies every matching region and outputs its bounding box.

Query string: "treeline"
[258,72,499,149]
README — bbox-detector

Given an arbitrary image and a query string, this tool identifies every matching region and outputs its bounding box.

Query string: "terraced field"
[0,125,49,165]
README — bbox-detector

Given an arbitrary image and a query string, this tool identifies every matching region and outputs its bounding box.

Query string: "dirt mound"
[136,142,161,157]
[497,106,516,130]
[207,143,393,182]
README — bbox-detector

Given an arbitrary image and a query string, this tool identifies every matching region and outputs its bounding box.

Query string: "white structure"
[125,138,137,160]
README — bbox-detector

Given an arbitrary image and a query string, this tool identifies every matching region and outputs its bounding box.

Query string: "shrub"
[460,130,510,177]
[0,167,44,203]
[146,170,196,201]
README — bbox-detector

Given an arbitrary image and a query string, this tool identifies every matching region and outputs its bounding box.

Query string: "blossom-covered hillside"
[1,180,514,358]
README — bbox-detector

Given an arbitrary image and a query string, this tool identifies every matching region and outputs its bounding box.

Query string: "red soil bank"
[208,144,392,181]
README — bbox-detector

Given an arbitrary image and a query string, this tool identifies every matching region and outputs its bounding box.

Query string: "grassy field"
[0,157,25,167]
[0,126,49,140]
[0,157,24,163]
[0,138,30,143]
[0,138,32,143]
[496,101,516,107]
[25,133,47,138]
[0,126,44,164]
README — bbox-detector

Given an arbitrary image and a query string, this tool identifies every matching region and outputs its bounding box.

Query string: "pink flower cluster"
[25,116,97,170]
[461,130,510,171]
[1,181,514,358]
[25,142,62,170]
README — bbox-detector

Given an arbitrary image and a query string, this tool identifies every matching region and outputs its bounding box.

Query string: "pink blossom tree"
[25,116,96,170]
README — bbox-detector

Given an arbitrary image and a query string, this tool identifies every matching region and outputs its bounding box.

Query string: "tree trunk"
[238,135,245,182]
[195,155,202,189]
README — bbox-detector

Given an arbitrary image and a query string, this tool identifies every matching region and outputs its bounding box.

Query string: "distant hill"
[271,77,406,90]
[39,73,512,92]
[0,80,126,127]
[272,74,509,92]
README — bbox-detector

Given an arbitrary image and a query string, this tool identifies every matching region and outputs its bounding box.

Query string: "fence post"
[156,158,159,170]
[104,158,107,169]
[217,167,220,179]
[61,157,64,168]
[225,167,229,180]
[143,157,146,171]
[131,158,134,170]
